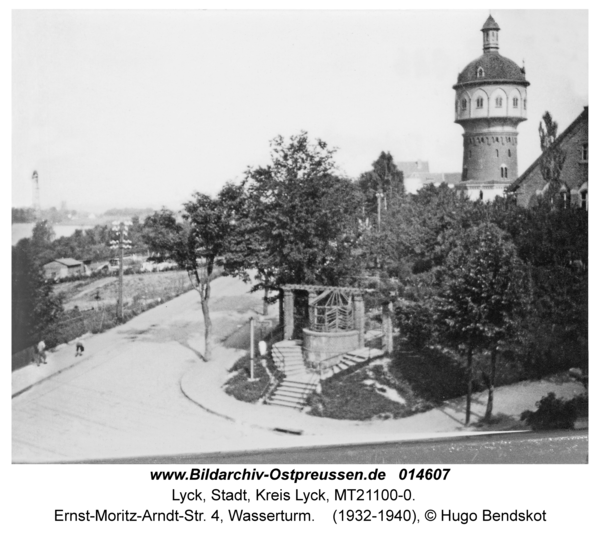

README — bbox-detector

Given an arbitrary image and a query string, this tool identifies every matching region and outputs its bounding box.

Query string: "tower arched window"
[508,149,512,157]
[524,99,527,110]
[496,149,499,157]
[461,98,467,110]
[476,97,484,108]
[581,191,588,211]
[500,165,508,178]
[495,97,503,108]
[513,97,519,108]
[477,67,485,78]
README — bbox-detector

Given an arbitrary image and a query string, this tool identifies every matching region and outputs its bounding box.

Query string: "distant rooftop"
[395,160,429,174]
[52,258,82,267]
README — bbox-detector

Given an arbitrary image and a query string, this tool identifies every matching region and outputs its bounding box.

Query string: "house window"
[513,97,519,108]
[581,191,588,211]
[495,97,503,108]
[469,150,472,158]
[461,99,467,110]
[508,149,511,157]
[496,149,499,157]
[500,165,508,178]
[476,97,484,108]
[581,144,588,162]
[479,190,484,200]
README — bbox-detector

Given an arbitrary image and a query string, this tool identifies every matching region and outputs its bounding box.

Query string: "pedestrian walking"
[75,341,85,357]
[37,340,47,365]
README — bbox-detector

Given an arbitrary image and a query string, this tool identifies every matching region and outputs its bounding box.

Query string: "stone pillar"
[283,289,294,340]
[382,301,394,355]
[354,294,365,348]
[308,290,317,329]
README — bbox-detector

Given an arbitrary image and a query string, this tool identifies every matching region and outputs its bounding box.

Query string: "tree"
[434,223,532,424]
[538,112,567,199]
[12,239,63,354]
[357,151,404,217]
[142,187,238,360]
[229,132,364,293]
[30,220,56,265]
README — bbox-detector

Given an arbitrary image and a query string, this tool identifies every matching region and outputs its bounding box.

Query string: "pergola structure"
[280,284,367,348]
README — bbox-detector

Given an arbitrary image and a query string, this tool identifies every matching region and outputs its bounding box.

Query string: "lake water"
[12,223,95,246]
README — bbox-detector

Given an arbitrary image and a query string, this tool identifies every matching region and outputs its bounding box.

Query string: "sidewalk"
[14,315,587,447]
[12,335,95,398]
[179,342,587,443]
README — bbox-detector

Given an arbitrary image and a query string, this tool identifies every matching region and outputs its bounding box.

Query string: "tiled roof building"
[507,107,588,208]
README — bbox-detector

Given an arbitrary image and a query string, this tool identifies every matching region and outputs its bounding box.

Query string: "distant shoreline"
[12,222,96,246]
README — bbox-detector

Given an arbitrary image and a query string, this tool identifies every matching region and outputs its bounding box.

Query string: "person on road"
[75,341,85,357]
[36,340,47,365]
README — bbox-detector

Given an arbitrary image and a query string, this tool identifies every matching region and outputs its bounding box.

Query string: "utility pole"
[110,221,132,320]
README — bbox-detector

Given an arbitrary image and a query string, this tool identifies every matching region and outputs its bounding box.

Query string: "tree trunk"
[465,346,473,425]
[263,287,269,316]
[194,277,213,361]
[201,295,212,361]
[484,348,497,422]
[382,301,394,355]
[278,289,284,329]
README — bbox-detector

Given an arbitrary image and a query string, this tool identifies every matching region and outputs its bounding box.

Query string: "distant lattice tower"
[453,15,529,196]
[32,170,41,219]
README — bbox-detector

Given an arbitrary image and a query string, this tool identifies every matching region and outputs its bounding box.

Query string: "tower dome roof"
[455,53,528,88]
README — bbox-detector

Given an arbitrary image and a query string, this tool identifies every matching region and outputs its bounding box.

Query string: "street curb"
[179,378,238,424]
[12,356,89,398]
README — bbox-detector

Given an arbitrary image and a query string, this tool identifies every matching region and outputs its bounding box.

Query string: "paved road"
[13,275,588,464]
[12,277,295,463]
[88,429,588,464]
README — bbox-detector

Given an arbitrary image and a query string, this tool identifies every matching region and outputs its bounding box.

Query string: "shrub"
[224,355,270,403]
[521,392,588,430]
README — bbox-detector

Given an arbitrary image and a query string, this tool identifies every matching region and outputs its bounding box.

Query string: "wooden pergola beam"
[280,284,371,295]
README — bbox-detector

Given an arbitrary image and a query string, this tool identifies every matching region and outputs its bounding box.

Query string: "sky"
[12,9,588,213]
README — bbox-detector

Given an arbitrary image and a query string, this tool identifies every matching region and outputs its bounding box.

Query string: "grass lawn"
[54,270,192,310]
[308,357,437,420]
[308,343,531,421]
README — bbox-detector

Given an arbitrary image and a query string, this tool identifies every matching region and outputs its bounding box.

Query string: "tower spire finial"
[481,14,500,53]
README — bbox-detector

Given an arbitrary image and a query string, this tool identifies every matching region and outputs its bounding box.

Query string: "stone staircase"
[265,340,384,410]
[320,347,384,380]
[266,341,319,409]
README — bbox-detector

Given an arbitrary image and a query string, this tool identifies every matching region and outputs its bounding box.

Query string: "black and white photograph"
[11,7,589,470]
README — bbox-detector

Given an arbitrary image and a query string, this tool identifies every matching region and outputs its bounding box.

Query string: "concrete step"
[275,392,309,402]
[277,384,314,394]
[274,341,302,348]
[267,401,303,410]
[281,378,318,386]
[283,361,306,368]
[277,355,303,362]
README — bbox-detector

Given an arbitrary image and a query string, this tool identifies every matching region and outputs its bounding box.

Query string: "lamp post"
[110,221,132,320]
